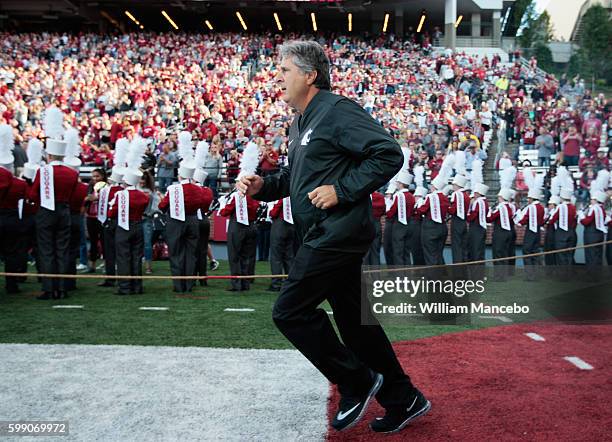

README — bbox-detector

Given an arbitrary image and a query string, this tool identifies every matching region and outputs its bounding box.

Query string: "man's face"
[277,56,314,109]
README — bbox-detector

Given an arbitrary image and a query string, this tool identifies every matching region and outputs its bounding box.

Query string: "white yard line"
[52,305,84,309]
[224,308,255,312]
[524,332,546,342]
[0,344,328,441]
[563,356,594,370]
[138,307,169,311]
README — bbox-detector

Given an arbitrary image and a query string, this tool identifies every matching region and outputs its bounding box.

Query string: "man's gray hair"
[279,40,331,90]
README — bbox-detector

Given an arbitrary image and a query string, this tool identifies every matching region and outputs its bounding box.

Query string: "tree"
[518,7,553,50]
[576,4,612,84]
[533,43,554,72]
[504,0,532,37]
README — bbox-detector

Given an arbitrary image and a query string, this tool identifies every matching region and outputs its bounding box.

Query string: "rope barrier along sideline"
[0,240,610,280]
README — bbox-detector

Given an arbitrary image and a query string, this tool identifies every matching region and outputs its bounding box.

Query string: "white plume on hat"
[438,153,454,183]
[524,166,544,199]
[63,126,82,168]
[193,140,211,183]
[126,136,147,170]
[470,158,484,186]
[177,131,194,162]
[402,147,412,171]
[499,164,516,190]
[238,141,260,178]
[0,124,15,165]
[22,138,44,179]
[122,136,148,186]
[453,150,467,176]
[194,140,210,168]
[114,138,130,171]
[557,166,574,192]
[42,106,64,140]
[26,138,44,165]
[592,169,610,194]
[498,157,512,170]
[413,164,425,188]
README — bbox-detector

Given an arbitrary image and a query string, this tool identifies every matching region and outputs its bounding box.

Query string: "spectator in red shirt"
[561,125,582,166]
[259,145,279,177]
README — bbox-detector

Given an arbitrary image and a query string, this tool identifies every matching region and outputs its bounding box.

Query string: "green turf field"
[0,260,475,348]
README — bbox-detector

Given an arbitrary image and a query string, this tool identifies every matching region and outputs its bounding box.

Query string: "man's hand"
[236,174,264,196]
[308,185,339,210]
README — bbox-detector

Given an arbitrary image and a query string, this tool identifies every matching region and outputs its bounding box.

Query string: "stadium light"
[236,11,247,31]
[161,10,179,30]
[311,12,317,32]
[274,13,282,31]
[348,13,352,32]
[382,13,389,33]
[455,15,463,28]
[124,11,141,27]
[205,20,214,31]
[417,13,426,33]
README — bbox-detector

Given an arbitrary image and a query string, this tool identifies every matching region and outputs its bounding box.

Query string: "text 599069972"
[0,421,69,436]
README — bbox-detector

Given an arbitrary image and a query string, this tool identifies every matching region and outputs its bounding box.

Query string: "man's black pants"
[0,209,22,292]
[166,215,200,292]
[36,204,71,292]
[195,217,210,285]
[269,218,295,290]
[450,216,468,263]
[273,246,415,409]
[115,221,144,294]
[103,219,118,285]
[65,213,82,291]
[421,219,447,265]
[523,229,541,280]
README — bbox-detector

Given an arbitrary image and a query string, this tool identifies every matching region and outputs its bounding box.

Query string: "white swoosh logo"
[337,402,361,420]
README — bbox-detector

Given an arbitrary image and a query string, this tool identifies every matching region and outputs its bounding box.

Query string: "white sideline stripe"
[139,307,169,311]
[563,356,594,370]
[478,315,513,323]
[224,308,254,312]
[525,332,546,342]
[0,344,329,440]
[52,305,84,309]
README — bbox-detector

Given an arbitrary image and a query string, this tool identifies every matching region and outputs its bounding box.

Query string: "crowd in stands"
[0,31,610,268]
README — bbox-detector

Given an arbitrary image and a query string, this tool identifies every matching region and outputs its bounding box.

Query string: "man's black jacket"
[254,89,403,254]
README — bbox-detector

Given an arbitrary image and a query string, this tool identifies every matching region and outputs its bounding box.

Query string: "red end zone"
[327,324,612,441]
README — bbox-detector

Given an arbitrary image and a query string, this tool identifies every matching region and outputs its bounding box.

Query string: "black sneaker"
[331,371,383,432]
[369,389,431,434]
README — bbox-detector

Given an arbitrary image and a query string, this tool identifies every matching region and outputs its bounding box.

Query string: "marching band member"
[220,142,260,291]
[268,196,296,291]
[579,190,608,266]
[64,127,88,291]
[543,195,560,267]
[416,175,450,265]
[488,188,514,279]
[387,171,415,265]
[158,132,209,293]
[466,183,489,263]
[448,174,469,263]
[0,124,26,293]
[548,189,577,266]
[382,182,396,265]
[27,108,79,299]
[98,139,129,288]
[363,190,385,265]
[108,137,150,295]
[516,186,545,280]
